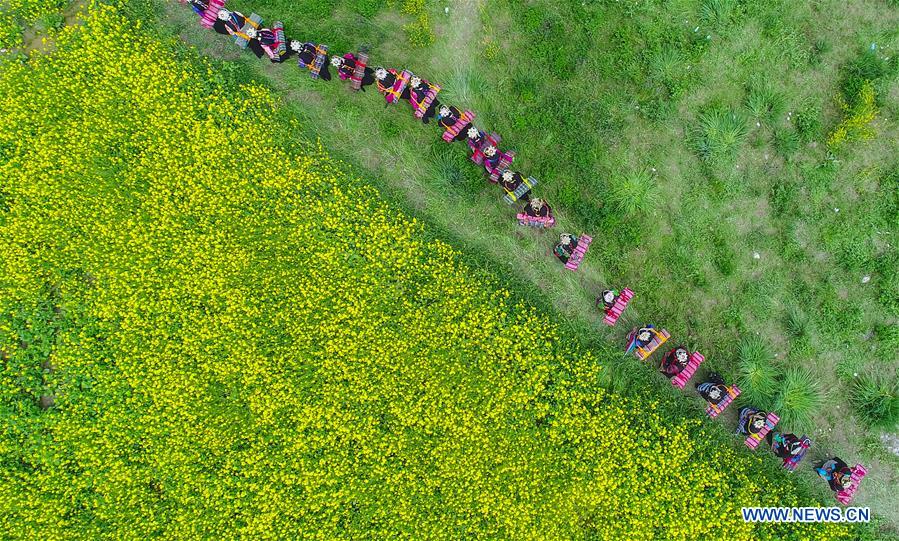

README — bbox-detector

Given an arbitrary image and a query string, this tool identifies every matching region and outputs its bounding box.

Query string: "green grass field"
[153,0,899,528]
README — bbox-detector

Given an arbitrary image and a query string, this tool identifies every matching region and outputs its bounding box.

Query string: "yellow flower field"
[0,3,855,539]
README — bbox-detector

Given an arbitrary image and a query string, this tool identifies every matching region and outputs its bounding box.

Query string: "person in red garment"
[659,346,690,378]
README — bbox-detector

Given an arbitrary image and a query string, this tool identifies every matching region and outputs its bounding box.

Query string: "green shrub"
[850,372,899,430]
[775,367,823,433]
[737,335,778,406]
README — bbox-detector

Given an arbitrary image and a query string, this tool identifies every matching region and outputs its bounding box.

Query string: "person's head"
[836,468,854,489]
[330,56,344,68]
[410,76,422,88]
[675,348,689,364]
[751,414,766,431]
[439,105,451,118]
[375,67,388,80]
[289,40,302,52]
[602,290,616,304]
[245,27,257,39]
[502,170,514,183]
[217,9,230,20]
[467,127,480,140]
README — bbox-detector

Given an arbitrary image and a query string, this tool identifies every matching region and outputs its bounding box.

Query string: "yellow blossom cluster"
[0,0,67,48]
[0,3,853,540]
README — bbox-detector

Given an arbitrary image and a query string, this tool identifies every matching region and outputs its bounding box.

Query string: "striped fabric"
[706,385,740,418]
[602,287,634,326]
[565,234,593,271]
[412,82,441,118]
[350,52,368,90]
[516,213,555,228]
[310,44,329,79]
[442,110,475,142]
[200,0,225,28]
[631,328,670,360]
[487,151,516,183]
[470,132,500,165]
[384,70,412,104]
[835,464,867,504]
[233,13,262,49]
[745,412,780,449]
[259,22,286,62]
[672,351,704,389]
[503,176,537,204]
[782,436,811,471]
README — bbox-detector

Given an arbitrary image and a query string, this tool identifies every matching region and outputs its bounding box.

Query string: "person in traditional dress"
[767,432,806,460]
[408,76,440,123]
[597,289,619,312]
[553,233,579,264]
[500,170,531,200]
[659,346,690,378]
[695,372,731,405]
[436,104,473,141]
[524,197,552,219]
[213,8,243,36]
[374,67,410,101]
[815,458,855,493]
[736,406,769,437]
[331,54,375,90]
[291,41,332,80]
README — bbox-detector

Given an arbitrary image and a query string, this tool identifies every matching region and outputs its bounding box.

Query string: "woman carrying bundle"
[374,67,411,101]
[553,233,579,264]
[767,432,805,460]
[736,406,769,438]
[659,346,690,378]
[331,54,375,90]
[815,458,855,493]
[436,104,473,142]
[695,372,730,405]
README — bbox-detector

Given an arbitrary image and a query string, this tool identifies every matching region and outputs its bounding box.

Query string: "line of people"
[180,0,868,505]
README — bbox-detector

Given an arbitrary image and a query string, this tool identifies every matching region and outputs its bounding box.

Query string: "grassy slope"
[158,0,899,526]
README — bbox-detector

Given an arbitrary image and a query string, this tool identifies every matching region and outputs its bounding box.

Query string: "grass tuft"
[737,335,778,407]
[693,108,747,164]
[850,372,899,430]
[606,168,660,216]
[774,367,823,433]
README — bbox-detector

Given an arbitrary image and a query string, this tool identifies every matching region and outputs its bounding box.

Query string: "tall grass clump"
[737,335,778,407]
[606,168,660,216]
[745,81,786,125]
[693,108,748,165]
[774,367,823,432]
[850,372,899,430]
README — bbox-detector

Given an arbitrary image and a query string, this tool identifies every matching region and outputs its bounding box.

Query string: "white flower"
[502,170,513,182]
[290,40,301,51]
[467,127,479,139]
[375,68,388,80]
[438,105,451,117]
[330,56,343,67]
[217,9,230,21]
[483,145,497,157]
[410,76,422,88]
